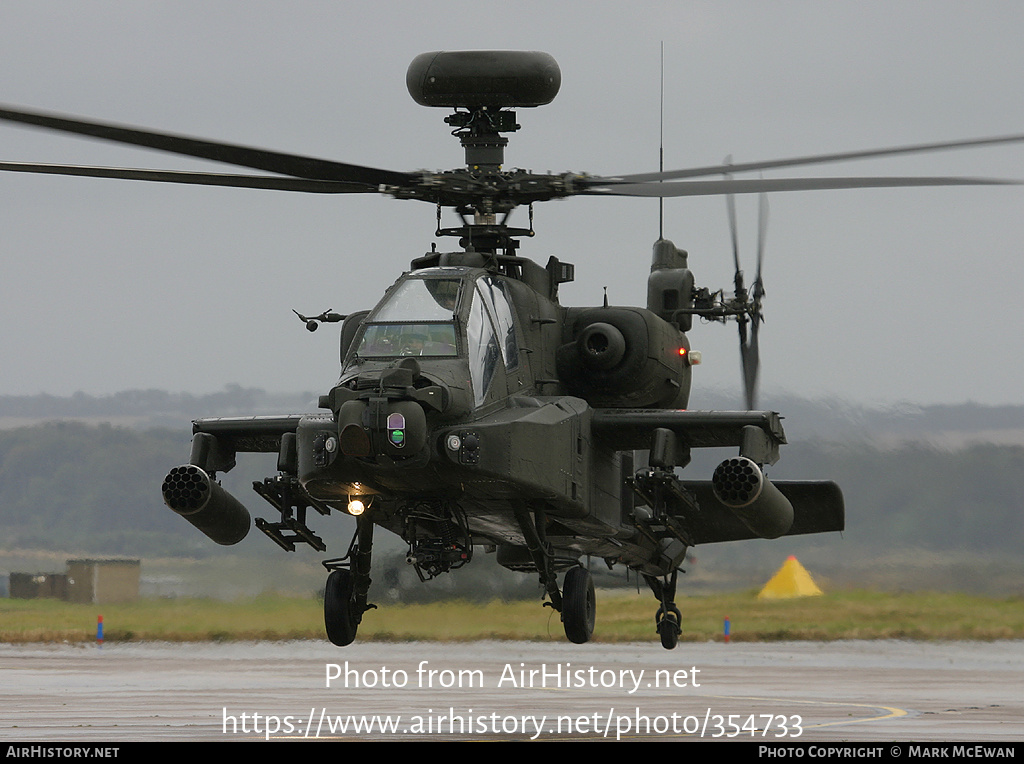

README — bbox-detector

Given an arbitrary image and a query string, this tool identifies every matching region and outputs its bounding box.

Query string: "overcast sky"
[1,1,1023,409]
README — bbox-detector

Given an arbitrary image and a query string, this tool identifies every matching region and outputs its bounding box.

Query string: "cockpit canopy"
[350,270,522,408]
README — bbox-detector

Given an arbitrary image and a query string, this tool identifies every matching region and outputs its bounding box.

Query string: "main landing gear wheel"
[324,569,359,647]
[562,566,596,644]
[656,603,682,650]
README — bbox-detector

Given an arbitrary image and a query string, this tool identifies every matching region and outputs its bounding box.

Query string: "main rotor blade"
[593,133,1024,184]
[583,175,1020,198]
[0,162,380,193]
[0,105,415,188]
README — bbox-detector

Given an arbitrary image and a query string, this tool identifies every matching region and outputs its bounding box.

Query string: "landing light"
[347,499,366,516]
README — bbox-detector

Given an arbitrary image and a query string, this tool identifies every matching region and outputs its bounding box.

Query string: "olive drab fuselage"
[295,255,695,575]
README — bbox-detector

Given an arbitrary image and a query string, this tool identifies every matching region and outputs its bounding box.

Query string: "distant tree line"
[6,388,1024,439]
[0,386,316,421]
[770,440,1024,554]
[0,422,275,555]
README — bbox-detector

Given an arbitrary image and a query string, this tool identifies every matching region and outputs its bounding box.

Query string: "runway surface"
[1,640,1021,742]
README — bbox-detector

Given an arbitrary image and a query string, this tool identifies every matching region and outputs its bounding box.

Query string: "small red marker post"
[97,615,103,647]
[723,616,730,643]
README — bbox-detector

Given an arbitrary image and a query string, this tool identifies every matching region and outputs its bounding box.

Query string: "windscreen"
[354,277,462,358]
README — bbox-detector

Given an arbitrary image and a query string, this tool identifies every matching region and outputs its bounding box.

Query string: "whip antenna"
[659,41,665,239]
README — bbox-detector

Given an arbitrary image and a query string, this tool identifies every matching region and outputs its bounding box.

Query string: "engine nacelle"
[161,464,250,545]
[556,307,690,408]
[711,457,794,539]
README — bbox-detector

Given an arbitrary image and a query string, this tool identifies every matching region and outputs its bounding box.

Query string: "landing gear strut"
[322,513,376,647]
[511,502,597,644]
[645,570,681,650]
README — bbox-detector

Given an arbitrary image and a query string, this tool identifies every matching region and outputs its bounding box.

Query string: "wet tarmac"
[1,640,1021,742]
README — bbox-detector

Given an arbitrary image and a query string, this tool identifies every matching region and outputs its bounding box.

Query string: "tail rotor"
[725,158,769,409]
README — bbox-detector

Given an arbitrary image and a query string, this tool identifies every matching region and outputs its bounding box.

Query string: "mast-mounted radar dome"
[406,50,561,109]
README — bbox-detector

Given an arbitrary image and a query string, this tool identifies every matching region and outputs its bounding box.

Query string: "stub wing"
[192,414,303,453]
[182,414,305,476]
[682,480,845,544]
[172,414,328,552]
[592,408,843,544]
[591,408,787,463]
[191,413,303,460]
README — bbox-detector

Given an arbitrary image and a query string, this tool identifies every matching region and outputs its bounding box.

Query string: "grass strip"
[1,590,1021,644]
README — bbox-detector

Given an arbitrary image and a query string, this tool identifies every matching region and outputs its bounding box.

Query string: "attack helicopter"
[2,51,1022,649]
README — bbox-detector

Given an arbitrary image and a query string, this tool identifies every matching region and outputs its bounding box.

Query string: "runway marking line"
[708,694,909,730]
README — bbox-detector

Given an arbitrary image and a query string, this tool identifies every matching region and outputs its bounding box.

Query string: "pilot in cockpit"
[399,328,428,356]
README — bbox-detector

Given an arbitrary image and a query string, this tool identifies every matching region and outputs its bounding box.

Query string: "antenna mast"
[659,42,665,239]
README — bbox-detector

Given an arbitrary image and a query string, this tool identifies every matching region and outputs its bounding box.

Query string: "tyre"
[656,604,681,650]
[324,569,358,647]
[562,566,596,644]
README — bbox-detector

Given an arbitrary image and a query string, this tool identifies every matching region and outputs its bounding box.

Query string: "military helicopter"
[2,51,1022,649]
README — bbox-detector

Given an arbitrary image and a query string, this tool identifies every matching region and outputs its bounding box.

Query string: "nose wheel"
[561,565,596,644]
[656,603,682,650]
[645,570,681,650]
[322,513,376,647]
